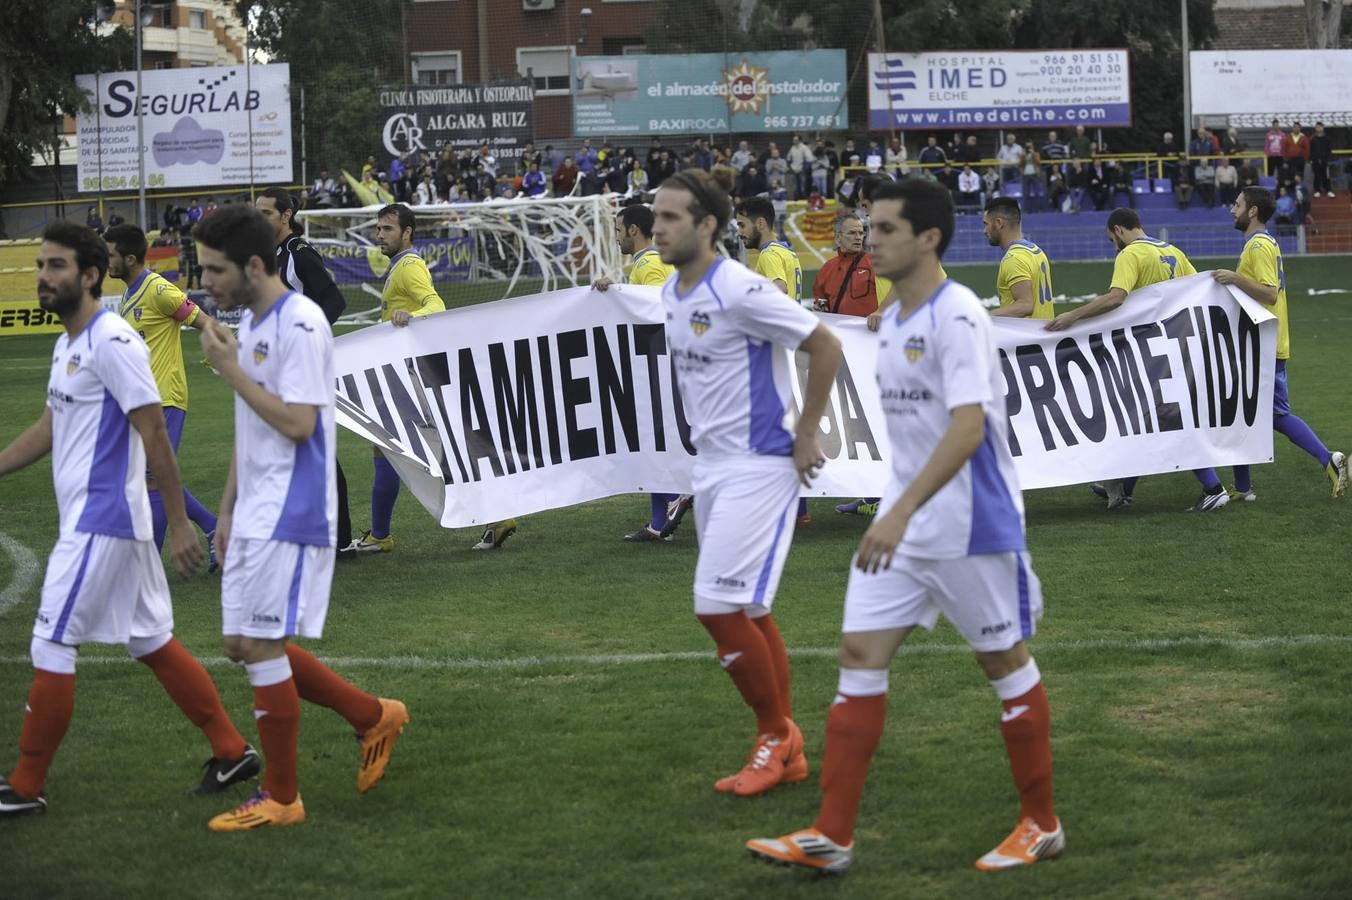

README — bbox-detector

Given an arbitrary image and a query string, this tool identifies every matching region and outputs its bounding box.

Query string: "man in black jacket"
[255,187,354,558]
[1309,122,1333,197]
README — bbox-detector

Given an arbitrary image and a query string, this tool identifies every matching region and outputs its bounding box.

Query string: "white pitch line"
[0,633,1345,670]
[0,532,40,616]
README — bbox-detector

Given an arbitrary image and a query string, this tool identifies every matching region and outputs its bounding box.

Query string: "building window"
[517,47,571,95]
[602,37,646,56]
[411,52,461,86]
[189,9,206,29]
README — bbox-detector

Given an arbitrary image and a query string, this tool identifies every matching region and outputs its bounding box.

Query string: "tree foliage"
[242,0,408,176]
[0,0,133,186]
[647,0,1217,148]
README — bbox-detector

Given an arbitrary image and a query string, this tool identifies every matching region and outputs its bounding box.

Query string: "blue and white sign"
[868,50,1130,130]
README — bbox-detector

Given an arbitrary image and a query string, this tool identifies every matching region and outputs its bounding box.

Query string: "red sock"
[137,638,247,759]
[813,693,886,846]
[696,612,788,738]
[750,614,792,719]
[253,680,301,804]
[9,670,77,800]
[999,681,1056,831]
[285,643,381,733]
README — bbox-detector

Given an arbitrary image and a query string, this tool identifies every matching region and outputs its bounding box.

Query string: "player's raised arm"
[0,408,54,477]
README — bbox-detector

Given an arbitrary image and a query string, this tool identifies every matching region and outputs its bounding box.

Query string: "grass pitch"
[1,257,1350,898]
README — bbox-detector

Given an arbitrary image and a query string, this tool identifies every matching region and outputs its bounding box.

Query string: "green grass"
[2,257,1351,898]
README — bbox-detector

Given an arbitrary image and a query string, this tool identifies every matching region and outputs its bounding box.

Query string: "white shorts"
[221,538,334,640]
[842,551,1043,652]
[34,533,173,646]
[692,457,801,611]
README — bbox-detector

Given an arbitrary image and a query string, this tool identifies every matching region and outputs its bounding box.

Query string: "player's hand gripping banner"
[334,274,1276,528]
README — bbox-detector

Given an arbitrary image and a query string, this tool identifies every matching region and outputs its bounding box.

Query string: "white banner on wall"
[334,276,1274,528]
[75,63,293,192]
[867,49,1131,130]
[1190,50,1352,126]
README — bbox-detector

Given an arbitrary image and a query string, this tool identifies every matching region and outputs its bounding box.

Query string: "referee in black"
[255,187,355,558]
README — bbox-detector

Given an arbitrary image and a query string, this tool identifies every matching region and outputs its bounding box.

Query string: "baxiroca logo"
[689,310,712,336]
[904,335,925,363]
[252,340,269,365]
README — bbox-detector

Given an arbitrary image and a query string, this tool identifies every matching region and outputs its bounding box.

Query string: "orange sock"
[137,637,247,759]
[750,614,792,719]
[813,693,886,846]
[285,643,381,733]
[999,681,1056,831]
[252,679,301,805]
[696,612,788,738]
[9,670,76,800]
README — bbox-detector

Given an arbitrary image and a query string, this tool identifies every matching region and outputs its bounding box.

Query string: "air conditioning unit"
[523,0,556,10]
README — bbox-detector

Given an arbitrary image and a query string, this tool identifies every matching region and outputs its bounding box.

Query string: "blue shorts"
[162,406,186,451]
[1273,359,1290,417]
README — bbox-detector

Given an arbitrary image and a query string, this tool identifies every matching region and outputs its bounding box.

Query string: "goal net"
[294,194,620,323]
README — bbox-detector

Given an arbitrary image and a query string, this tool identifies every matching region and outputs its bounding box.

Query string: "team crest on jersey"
[66,352,81,375]
[133,308,143,321]
[904,335,925,363]
[252,340,270,365]
[690,310,712,336]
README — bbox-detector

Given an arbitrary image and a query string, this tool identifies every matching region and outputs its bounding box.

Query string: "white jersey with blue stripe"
[232,292,337,547]
[876,279,1025,559]
[46,310,162,540]
[661,257,820,459]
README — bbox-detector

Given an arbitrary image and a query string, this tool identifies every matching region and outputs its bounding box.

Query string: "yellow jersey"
[875,265,947,307]
[754,241,803,301]
[119,269,199,410]
[381,249,446,322]
[627,247,675,287]
[997,239,1055,319]
[1236,230,1288,360]
[1109,236,1196,294]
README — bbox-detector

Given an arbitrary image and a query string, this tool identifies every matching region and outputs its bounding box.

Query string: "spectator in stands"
[1109,160,1135,208]
[577,138,598,176]
[981,166,1001,203]
[626,158,648,197]
[1045,164,1069,211]
[788,134,814,199]
[1067,160,1091,211]
[86,206,104,234]
[1275,158,1298,193]
[654,149,677,187]
[886,138,908,177]
[1239,157,1261,189]
[185,199,202,224]
[309,168,336,208]
[1264,119,1286,175]
[519,142,541,171]
[811,215,878,316]
[865,140,884,173]
[645,137,664,174]
[607,154,628,194]
[543,144,563,173]
[821,140,841,195]
[1194,156,1217,208]
[1310,122,1333,196]
[691,138,714,171]
[361,154,377,178]
[1216,158,1240,207]
[178,221,199,289]
[1041,130,1069,171]
[765,147,789,194]
[552,155,579,195]
[806,187,825,210]
[1292,174,1312,221]
[1021,142,1043,209]
[957,165,982,209]
[106,205,125,228]
[1273,186,1297,229]
[735,162,768,200]
[812,144,831,196]
[389,152,407,187]
[839,139,857,170]
[1174,155,1195,209]
[730,140,752,172]
[1221,127,1245,158]
[1188,128,1213,181]
[997,133,1024,182]
[957,134,982,165]
[522,161,546,198]
[1158,131,1180,184]
[917,135,946,170]
[1068,125,1092,161]
[412,171,436,205]
[1088,159,1111,210]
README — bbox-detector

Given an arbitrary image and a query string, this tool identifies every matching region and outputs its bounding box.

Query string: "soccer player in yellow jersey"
[735,196,812,525]
[346,204,461,554]
[104,224,220,570]
[982,198,1055,319]
[1213,187,1347,499]
[592,205,691,543]
[1048,208,1229,512]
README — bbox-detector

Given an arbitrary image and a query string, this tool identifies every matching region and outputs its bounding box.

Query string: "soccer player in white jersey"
[652,170,843,797]
[194,207,410,832]
[0,222,260,817]
[746,179,1062,874]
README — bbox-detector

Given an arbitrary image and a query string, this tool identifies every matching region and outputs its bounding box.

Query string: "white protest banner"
[76,63,292,192]
[333,274,1274,527]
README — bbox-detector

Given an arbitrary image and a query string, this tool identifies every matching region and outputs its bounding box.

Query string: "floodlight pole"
[1181,0,1192,145]
[135,0,147,230]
